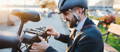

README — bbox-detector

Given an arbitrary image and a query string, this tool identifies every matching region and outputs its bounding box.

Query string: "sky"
[88,0,101,6]
[0,0,101,6]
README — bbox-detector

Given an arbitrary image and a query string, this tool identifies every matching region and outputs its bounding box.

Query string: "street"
[0,14,70,52]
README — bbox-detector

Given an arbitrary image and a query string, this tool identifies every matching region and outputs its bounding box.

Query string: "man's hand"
[30,36,49,52]
[46,27,60,37]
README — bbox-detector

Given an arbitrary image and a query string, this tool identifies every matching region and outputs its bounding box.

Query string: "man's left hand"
[29,36,49,52]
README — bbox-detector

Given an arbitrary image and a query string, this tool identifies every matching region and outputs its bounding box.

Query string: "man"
[30,0,104,52]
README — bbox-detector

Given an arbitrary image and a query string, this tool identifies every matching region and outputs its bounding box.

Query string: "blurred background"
[0,0,120,52]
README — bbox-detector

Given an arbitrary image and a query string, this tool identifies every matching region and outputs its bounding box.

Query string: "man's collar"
[76,17,87,32]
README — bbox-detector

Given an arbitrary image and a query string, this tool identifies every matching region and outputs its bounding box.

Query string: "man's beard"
[67,15,78,28]
[69,21,77,28]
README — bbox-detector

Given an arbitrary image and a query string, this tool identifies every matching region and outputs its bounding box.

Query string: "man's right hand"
[46,27,60,37]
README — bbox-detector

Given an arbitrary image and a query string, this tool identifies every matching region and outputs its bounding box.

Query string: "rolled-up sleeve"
[45,46,58,52]
[55,34,70,43]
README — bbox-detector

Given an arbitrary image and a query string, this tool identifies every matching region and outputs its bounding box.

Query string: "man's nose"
[62,15,67,20]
